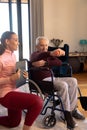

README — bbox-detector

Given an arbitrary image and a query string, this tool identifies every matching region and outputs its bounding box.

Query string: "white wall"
[43,0,87,52]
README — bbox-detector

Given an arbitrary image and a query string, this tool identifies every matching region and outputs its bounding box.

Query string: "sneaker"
[72,109,85,120]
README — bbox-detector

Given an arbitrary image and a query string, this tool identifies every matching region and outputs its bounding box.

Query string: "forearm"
[32,62,40,67]
[47,57,62,67]
[30,52,50,62]
[32,60,46,67]
[50,49,65,57]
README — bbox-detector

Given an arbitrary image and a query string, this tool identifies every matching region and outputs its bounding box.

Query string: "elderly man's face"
[36,39,48,52]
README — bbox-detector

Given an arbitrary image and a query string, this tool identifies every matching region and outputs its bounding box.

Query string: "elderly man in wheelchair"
[30,36,85,129]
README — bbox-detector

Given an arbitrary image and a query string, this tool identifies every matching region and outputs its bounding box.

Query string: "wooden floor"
[73,72,87,118]
[73,72,87,84]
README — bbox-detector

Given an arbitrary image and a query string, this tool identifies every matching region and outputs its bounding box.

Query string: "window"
[0,3,10,36]
[0,0,30,61]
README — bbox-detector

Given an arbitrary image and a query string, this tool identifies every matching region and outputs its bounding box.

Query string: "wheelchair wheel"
[28,79,43,99]
[43,115,56,128]
[23,79,43,114]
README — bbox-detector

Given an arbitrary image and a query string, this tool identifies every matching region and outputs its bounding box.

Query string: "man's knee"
[54,81,68,92]
[71,77,78,88]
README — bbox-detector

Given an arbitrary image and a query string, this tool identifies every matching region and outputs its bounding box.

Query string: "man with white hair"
[30,36,85,129]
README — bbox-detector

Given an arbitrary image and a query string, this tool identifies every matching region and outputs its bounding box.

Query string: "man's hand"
[57,48,65,56]
[50,48,65,57]
[32,60,46,67]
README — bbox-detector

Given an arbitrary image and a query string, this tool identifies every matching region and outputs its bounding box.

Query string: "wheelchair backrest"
[28,62,55,94]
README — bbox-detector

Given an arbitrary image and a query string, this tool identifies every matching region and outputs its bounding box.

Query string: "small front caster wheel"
[43,115,56,128]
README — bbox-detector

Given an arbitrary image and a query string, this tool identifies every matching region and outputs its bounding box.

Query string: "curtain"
[30,0,44,53]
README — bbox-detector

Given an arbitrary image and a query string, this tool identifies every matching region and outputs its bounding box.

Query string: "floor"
[0,105,87,130]
[0,103,87,130]
[0,73,87,130]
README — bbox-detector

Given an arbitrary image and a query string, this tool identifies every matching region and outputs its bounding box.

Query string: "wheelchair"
[16,59,74,129]
[28,64,66,128]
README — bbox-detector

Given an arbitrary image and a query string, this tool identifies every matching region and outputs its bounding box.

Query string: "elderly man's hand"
[57,48,65,56]
[50,48,65,57]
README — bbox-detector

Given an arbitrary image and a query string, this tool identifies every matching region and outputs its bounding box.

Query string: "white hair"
[36,36,49,45]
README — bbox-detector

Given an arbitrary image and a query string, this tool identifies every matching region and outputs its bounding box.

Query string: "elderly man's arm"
[50,48,65,57]
[32,60,46,67]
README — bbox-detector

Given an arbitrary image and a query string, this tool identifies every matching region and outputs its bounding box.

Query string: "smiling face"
[36,38,49,52]
[5,34,19,52]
